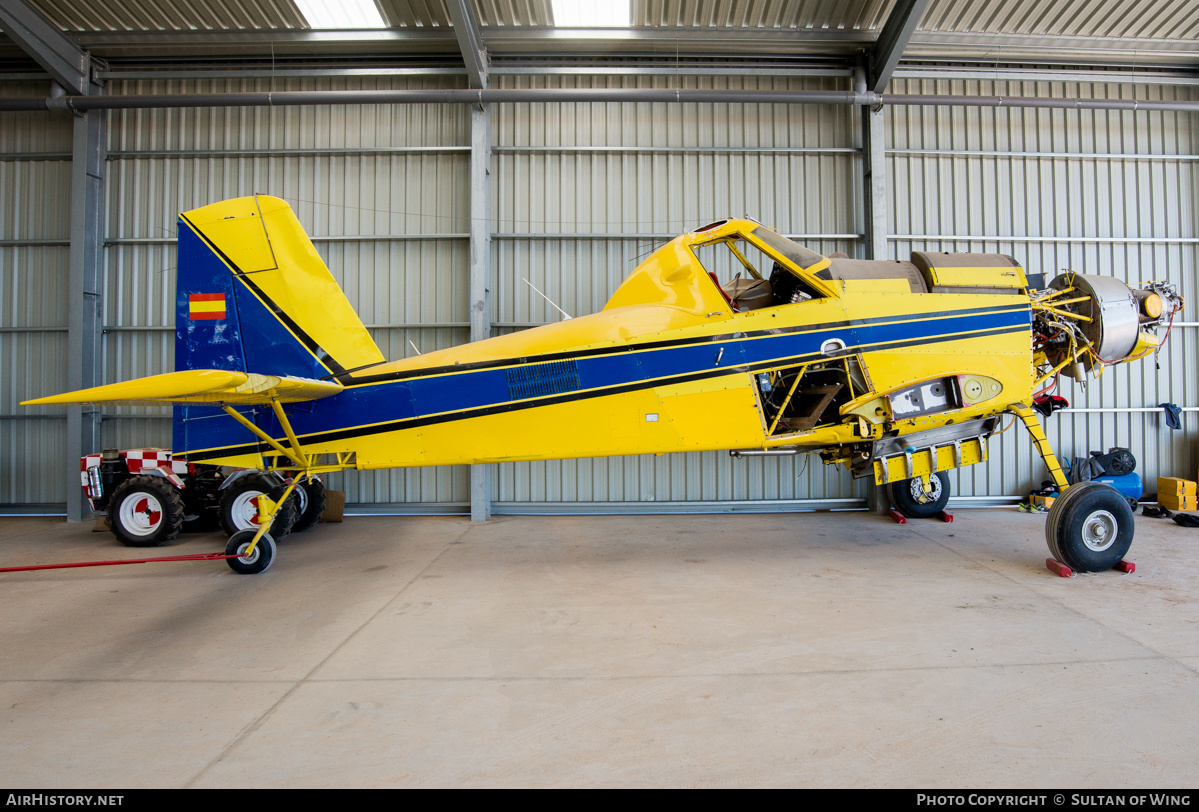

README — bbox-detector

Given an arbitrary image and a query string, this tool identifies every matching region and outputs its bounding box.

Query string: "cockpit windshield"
[750,227,826,271]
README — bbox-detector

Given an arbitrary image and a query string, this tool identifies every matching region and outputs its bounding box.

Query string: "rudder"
[175,195,384,380]
[173,195,383,460]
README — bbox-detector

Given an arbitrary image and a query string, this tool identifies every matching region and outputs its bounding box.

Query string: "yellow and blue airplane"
[24,196,1182,574]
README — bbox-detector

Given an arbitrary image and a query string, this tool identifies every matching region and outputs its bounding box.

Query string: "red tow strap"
[0,552,240,573]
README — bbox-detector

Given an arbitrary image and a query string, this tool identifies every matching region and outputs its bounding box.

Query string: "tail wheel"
[1046,483,1134,572]
[889,472,951,519]
[225,530,276,575]
[219,474,297,539]
[108,475,185,547]
[290,479,327,533]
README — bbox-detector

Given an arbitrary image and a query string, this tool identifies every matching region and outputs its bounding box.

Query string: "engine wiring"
[1029,277,1183,385]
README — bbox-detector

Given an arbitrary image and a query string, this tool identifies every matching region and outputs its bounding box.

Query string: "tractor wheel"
[219,474,297,539]
[889,472,951,519]
[290,478,327,533]
[107,475,185,547]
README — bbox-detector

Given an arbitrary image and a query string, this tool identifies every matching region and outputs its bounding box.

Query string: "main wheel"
[1045,481,1103,564]
[219,474,297,539]
[225,530,276,575]
[890,472,950,519]
[290,478,327,533]
[1049,484,1134,573]
[108,475,185,547]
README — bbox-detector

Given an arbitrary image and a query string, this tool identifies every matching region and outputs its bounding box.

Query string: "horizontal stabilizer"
[22,369,343,406]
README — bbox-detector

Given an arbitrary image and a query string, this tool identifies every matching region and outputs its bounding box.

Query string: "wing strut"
[221,402,306,469]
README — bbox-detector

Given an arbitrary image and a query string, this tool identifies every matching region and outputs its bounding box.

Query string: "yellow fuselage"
[183,220,1034,478]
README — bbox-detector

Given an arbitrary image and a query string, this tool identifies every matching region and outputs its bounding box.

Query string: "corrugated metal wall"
[2,73,1195,511]
[103,75,474,508]
[490,74,865,509]
[0,84,73,507]
[887,78,1199,499]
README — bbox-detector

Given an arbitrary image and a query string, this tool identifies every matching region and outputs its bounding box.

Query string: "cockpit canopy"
[602,219,834,316]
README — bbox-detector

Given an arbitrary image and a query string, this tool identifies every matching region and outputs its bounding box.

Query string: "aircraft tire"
[225,530,276,575]
[219,474,297,539]
[890,472,950,519]
[290,479,326,533]
[108,475,185,547]
[1052,484,1134,573]
[1045,481,1102,565]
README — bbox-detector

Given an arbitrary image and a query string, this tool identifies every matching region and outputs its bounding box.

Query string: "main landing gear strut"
[1009,404,1134,573]
[882,404,1135,574]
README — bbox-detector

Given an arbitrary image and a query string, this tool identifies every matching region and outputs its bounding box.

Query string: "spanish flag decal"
[188,293,226,321]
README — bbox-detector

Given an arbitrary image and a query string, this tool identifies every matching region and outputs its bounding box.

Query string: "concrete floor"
[1,508,1198,788]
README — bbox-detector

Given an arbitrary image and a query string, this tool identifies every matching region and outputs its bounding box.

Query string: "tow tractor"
[80,448,326,548]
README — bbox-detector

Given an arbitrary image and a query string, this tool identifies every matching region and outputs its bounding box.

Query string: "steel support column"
[66,106,105,521]
[859,75,889,511]
[468,104,492,522]
[861,103,887,260]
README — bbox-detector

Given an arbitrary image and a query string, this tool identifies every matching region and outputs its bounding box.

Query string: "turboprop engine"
[1034,273,1183,381]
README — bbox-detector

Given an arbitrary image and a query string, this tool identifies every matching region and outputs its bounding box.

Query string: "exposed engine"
[1031,273,1183,386]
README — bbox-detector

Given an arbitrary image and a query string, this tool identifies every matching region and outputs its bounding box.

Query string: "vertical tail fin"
[174,195,384,381]
[173,195,384,460]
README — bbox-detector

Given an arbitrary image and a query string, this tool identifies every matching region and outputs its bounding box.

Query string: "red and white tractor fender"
[121,450,188,489]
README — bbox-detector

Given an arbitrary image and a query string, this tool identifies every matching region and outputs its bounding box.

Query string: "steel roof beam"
[44,25,871,55]
[5,24,1197,69]
[444,0,488,88]
[0,0,91,93]
[869,0,931,93]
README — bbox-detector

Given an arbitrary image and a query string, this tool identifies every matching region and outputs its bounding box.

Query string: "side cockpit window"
[692,234,828,312]
[691,239,775,312]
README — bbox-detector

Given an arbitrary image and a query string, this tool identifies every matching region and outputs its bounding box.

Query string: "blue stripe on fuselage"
[180,305,1030,454]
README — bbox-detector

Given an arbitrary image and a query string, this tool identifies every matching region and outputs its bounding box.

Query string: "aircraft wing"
[21,369,343,406]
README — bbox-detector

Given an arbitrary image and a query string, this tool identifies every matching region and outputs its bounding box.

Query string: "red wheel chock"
[885,509,952,524]
[1046,559,1136,578]
[1046,558,1075,578]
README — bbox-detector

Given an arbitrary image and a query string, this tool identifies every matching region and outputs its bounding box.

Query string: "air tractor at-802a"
[24,197,1183,574]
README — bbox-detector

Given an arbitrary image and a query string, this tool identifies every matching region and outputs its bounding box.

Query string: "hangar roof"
[1,0,1197,77]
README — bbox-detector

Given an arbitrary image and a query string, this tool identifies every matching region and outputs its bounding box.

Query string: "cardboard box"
[320,490,345,522]
[1157,477,1197,497]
